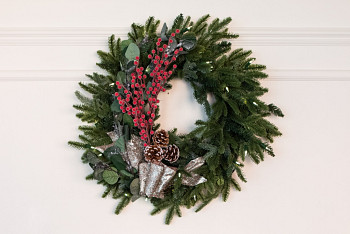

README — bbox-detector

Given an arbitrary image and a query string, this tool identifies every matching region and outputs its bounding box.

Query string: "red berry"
[134,61,138,65]
[156,42,160,46]
[134,123,138,126]
[152,82,156,87]
[172,57,176,61]
[156,83,161,87]
[179,47,183,51]
[133,119,138,123]
[169,39,173,43]
[116,81,120,85]
[164,54,169,58]
[175,29,180,33]
[171,33,175,37]
[124,90,128,94]
[158,38,161,42]
[146,91,150,95]
[144,143,148,147]
[174,50,179,54]
[173,64,177,68]
[122,109,126,113]
[152,50,156,54]
[169,71,172,75]
[151,113,155,118]
[143,134,147,138]
[117,96,121,100]
[148,54,152,59]
[131,84,135,88]
[115,92,119,96]
[147,111,151,115]
[141,123,145,127]
[159,48,163,52]
[149,119,153,123]
[135,56,140,60]
[163,44,167,48]
[150,130,154,134]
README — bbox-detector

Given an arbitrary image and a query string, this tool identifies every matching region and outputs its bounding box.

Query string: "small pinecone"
[144,145,164,162]
[152,129,169,147]
[163,144,180,163]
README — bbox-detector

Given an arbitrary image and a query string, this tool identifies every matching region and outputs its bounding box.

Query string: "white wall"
[1,1,350,233]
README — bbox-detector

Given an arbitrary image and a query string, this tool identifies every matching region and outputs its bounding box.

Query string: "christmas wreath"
[69,14,283,224]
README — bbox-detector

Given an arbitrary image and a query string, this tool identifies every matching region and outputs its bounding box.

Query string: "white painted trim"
[0,69,349,82]
[0,27,349,46]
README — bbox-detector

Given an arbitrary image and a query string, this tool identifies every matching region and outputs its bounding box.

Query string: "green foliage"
[69,14,283,224]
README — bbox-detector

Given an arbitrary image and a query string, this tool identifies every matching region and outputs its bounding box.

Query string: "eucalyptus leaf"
[130,178,140,195]
[110,154,127,171]
[125,43,140,61]
[160,23,168,41]
[117,71,126,83]
[103,145,120,160]
[111,99,121,113]
[121,39,132,51]
[115,136,126,152]
[103,170,119,184]
[120,170,133,178]
[123,114,133,128]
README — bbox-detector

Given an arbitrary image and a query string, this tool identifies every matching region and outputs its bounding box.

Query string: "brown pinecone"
[163,144,180,163]
[144,145,164,162]
[152,129,169,147]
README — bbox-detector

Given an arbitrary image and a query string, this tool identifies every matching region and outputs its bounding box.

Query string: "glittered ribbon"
[121,134,144,170]
[182,157,207,186]
[138,157,207,198]
[139,162,176,198]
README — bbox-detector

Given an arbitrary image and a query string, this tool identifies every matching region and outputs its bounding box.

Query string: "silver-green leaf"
[102,170,119,184]
[125,43,140,61]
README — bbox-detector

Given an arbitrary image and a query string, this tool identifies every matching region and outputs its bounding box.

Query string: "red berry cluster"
[114,29,182,147]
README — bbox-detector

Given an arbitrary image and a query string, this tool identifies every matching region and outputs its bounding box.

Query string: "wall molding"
[0,27,349,46]
[0,69,349,82]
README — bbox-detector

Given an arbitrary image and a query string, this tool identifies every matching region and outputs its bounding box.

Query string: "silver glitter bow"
[181,157,207,186]
[138,157,207,198]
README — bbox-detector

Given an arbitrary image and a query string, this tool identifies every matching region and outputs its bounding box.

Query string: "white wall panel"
[0,0,350,233]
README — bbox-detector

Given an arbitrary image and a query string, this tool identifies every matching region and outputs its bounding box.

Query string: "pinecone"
[163,144,180,163]
[152,129,169,147]
[144,145,164,162]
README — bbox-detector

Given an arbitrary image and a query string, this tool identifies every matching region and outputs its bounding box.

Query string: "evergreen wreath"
[69,14,284,224]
